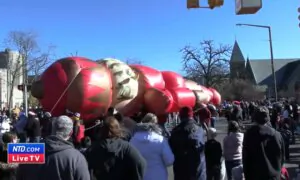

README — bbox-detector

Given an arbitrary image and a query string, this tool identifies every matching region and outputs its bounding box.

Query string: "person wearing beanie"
[243,106,285,180]
[169,106,206,180]
[17,115,90,180]
[205,128,222,180]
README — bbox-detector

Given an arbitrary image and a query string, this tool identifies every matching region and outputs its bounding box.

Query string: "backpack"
[75,125,85,143]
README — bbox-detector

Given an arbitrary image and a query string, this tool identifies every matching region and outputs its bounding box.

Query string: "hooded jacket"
[169,118,206,180]
[243,124,285,180]
[85,138,146,180]
[16,135,90,180]
[130,123,174,180]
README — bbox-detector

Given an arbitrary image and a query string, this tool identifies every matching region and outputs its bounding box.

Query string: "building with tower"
[230,41,300,98]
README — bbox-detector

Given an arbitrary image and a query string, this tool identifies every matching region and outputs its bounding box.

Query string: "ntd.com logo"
[7,143,45,164]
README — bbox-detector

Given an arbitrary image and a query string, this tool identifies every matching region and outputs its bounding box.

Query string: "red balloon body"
[144,88,173,115]
[131,65,165,94]
[162,71,186,89]
[209,88,221,106]
[168,88,196,112]
[37,57,112,121]
[121,65,165,116]
[200,86,213,102]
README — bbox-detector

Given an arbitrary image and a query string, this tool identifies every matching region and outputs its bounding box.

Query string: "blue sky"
[0,0,299,74]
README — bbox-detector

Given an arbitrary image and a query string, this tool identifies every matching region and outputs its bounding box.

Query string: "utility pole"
[236,23,278,102]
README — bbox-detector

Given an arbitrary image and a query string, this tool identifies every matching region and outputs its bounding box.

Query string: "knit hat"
[254,106,270,125]
[52,115,73,139]
[179,106,193,119]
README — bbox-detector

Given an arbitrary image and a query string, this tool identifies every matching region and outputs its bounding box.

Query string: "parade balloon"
[144,88,173,115]
[32,57,112,121]
[130,65,165,98]
[209,88,221,105]
[32,56,223,123]
[193,90,211,104]
[97,58,139,106]
[162,71,186,89]
[169,88,196,112]
[184,80,203,91]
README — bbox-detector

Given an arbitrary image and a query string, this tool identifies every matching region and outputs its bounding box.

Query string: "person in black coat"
[25,111,41,143]
[17,115,90,180]
[169,106,206,180]
[205,128,222,180]
[243,106,285,180]
[85,116,146,180]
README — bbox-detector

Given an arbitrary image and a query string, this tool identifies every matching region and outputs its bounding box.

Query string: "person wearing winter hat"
[17,115,90,180]
[243,106,285,180]
[169,107,206,180]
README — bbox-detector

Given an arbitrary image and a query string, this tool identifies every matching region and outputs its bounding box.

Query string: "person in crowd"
[40,112,52,138]
[271,103,282,130]
[130,113,174,180]
[195,104,211,133]
[1,116,11,134]
[25,111,41,143]
[0,132,18,180]
[157,114,171,138]
[13,113,27,143]
[243,106,285,180]
[207,104,218,128]
[114,112,133,141]
[17,115,90,180]
[71,113,84,148]
[107,107,117,117]
[230,104,243,124]
[169,106,206,180]
[79,136,92,155]
[205,127,222,180]
[223,121,243,180]
[85,116,146,180]
[279,123,291,160]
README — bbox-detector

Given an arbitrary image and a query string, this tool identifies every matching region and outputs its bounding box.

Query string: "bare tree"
[221,79,265,101]
[181,40,232,87]
[125,58,144,65]
[3,30,55,109]
[70,51,79,57]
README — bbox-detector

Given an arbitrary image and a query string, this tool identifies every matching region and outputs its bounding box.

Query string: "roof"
[230,41,245,62]
[248,58,300,86]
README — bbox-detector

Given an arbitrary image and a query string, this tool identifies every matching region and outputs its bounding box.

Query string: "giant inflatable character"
[31,57,221,122]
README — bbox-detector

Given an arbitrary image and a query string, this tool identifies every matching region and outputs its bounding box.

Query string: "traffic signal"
[298,7,300,27]
[208,0,224,9]
[187,0,200,9]
[17,84,32,91]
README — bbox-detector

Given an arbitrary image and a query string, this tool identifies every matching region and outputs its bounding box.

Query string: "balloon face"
[130,65,165,99]
[33,57,112,121]
[162,71,186,89]
[184,80,203,91]
[144,88,173,115]
[97,58,138,106]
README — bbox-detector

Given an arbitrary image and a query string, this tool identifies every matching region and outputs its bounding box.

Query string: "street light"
[236,23,278,102]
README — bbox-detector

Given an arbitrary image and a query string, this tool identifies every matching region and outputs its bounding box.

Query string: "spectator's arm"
[161,138,174,167]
